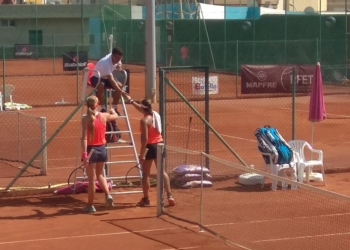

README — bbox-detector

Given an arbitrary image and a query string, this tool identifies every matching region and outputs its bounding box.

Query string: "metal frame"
[159,66,210,169]
[75,66,143,196]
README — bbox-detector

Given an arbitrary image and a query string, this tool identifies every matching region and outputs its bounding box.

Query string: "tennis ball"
[326,16,336,28]
[242,21,252,31]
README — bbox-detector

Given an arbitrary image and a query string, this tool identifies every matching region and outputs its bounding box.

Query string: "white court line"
[203,212,350,228]
[251,231,350,243]
[169,124,256,143]
[162,247,201,250]
[0,227,179,245]
[280,107,350,118]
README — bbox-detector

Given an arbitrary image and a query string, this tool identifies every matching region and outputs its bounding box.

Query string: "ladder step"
[106,160,138,165]
[107,176,141,180]
[106,139,132,144]
[105,131,131,135]
[110,191,143,195]
[106,145,134,149]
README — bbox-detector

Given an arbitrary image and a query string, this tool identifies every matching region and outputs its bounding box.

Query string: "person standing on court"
[81,95,119,213]
[121,92,175,207]
[180,44,189,66]
[90,47,124,114]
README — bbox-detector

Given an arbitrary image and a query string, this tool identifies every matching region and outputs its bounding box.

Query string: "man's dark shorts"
[91,76,113,89]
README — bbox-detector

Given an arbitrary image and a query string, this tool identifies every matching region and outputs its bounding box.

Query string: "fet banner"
[241,64,316,94]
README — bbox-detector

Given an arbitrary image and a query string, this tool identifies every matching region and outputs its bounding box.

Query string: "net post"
[199,151,205,233]
[40,116,47,176]
[157,143,165,217]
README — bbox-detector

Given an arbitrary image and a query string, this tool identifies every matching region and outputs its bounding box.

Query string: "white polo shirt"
[92,53,121,79]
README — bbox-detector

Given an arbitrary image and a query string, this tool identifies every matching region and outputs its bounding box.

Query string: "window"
[29,30,43,46]
[0,20,15,27]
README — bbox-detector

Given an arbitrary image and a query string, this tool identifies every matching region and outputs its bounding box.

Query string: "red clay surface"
[1,59,350,249]
[163,172,350,250]
[0,190,238,250]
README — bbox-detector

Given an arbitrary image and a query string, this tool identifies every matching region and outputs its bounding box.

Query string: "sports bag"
[105,120,121,143]
[254,125,292,165]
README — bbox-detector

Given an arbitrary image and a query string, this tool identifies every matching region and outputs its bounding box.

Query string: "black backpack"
[105,120,121,143]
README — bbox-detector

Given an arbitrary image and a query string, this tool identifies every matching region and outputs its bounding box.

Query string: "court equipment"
[333,70,349,83]
[121,148,149,187]
[254,125,293,165]
[238,165,265,186]
[74,41,143,196]
[67,149,94,191]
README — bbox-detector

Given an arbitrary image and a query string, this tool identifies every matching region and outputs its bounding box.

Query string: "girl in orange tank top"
[81,95,119,213]
[121,93,175,208]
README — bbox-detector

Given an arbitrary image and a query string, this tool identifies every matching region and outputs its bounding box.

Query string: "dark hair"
[141,98,152,113]
[112,47,123,56]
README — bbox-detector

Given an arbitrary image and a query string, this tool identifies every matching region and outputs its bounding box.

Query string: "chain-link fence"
[157,69,350,249]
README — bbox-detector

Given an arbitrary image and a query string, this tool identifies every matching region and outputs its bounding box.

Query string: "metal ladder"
[104,88,143,195]
[76,67,143,196]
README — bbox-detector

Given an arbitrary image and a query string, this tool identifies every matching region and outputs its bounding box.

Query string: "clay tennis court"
[1,59,350,249]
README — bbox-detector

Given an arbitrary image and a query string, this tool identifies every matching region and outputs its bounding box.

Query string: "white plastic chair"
[0,84,15,110]
[288,140,326,186]
[262,151,299,191]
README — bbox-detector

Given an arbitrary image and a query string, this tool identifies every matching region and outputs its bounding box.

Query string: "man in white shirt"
[90,47,124,113]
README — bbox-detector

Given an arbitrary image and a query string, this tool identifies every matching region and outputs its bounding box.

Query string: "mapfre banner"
[241,65,315,94]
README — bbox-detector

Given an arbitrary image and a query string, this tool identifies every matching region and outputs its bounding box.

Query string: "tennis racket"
[68,149,95,191]
[333,70,349,83]
[112,69,128,92]
[122,148,149,187]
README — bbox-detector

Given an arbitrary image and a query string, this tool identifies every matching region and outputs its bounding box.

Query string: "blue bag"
[254,125,292,165]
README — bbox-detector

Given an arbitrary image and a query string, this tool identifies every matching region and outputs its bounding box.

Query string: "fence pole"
[316,38,319,63]
[40,117,47,176]
[284,0,287,64]
[199,152,204,232]
[156,143,165,217]
[52,33,55,74]
[236,40,239,98]
[205,67,209,169]
[319,0,322,63]
[125,32,128,69]
[76,43,79,104]
[2,45,5,110]
[346,0,348,79]
[18,112,21,169]
[292,67,296,140]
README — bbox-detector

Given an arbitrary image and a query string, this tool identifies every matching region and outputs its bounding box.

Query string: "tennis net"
[0,112,47,179]
[157,144,350,250]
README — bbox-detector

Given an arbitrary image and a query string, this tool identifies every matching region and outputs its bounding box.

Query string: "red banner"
[241,65,315,94]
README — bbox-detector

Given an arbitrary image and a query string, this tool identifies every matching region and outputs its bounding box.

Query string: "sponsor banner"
[14,44,34,58]
[241,65,315,94]
[62,51,88,71]
[192,76,219,95]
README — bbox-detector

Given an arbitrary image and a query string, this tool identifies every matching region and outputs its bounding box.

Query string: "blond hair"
[85,96,98,138]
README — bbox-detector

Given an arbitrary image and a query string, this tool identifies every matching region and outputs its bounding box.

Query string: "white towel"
[152,111,162,134]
